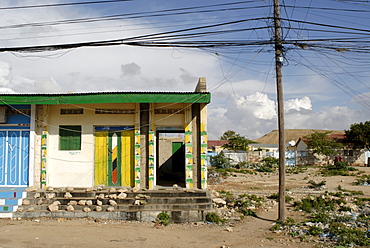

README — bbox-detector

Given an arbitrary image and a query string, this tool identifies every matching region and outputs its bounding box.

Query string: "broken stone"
[33,193,41,199]
[86,200,93,206]
[78,200,86,205]
[64,192,73,199]
[133,199,142,205]
[107,206,114,212]
[118,193,127,199]
[85,187,94,192]
[97,193,105,199]
[22,199,30,206]
[109,188,117,193]
[118,188,128,193]
[83,207,91,212]
[37,199,43,205]
[17,207,24,212]
[27,207,34,212]
[109,200,117,206]
[135,194,150,199]
[96,200,103,206]
[344,202,358,212]
[108,194,117,199]
[213,198,227,206]
[132,187,140,192]
[93,186,103,191]
[68,201,78,206]
[46,193,56,199]
[26,186,37,192]
[66,205,75,212]
[48,204,59,212]
[46,186,54,191]
[95,206,102,212]
[66,187,74,192]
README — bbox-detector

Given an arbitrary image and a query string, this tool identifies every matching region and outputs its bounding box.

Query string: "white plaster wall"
[153,103,186,126]
[46,103,135,187]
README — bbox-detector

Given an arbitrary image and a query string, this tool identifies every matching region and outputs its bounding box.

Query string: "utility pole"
[274,0,286,222]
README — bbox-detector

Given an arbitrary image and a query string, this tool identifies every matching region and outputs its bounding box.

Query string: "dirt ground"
[0,166,369,248]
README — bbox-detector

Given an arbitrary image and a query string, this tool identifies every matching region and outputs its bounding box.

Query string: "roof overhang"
[0,92,211,105]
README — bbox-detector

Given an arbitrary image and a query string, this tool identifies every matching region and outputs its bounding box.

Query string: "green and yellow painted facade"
[0,78,210,190]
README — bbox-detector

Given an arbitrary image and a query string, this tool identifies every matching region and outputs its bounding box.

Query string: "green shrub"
[353,174,370,185]
[205,212,225,224]
[156,212,171,226]
[307,180,326,189]
[308,226,323,236]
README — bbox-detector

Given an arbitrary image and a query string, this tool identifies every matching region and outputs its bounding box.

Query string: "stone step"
[12,188,214,223]
[25,190,209,198]
[23,196,212,205]
[20,202,213,211]
[13,209,209,223]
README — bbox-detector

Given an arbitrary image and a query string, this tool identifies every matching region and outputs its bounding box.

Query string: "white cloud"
[0,61,11,87]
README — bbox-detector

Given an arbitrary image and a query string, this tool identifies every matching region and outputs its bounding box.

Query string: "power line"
[0,0,131,10]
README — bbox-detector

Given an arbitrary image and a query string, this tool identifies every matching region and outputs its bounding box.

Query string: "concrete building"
[0,78,210,191]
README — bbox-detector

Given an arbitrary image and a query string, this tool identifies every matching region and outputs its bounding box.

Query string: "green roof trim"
[0,92,210,105]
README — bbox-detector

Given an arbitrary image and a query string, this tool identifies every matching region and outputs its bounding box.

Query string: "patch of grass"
[205,212,225,224]
[286,166,307,174]
[320,161,358,177]
[307,180,326,189]
[352,174,370,185]
[308,226,324,236]
[337,185,364,196]
[293,195,338,213]
[238,208,257,217]
[310,212,330,224]
[267,193,294,203]
[329,222,370,246]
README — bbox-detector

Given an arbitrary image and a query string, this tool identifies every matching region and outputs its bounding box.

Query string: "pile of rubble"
[17,186,150,213]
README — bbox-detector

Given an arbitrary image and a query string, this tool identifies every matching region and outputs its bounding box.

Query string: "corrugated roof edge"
[0,91,211,105]
[0,91,210,96]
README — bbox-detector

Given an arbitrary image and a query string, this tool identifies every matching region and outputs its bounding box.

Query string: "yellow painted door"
[121,131,134,186]
[94,131,108,185]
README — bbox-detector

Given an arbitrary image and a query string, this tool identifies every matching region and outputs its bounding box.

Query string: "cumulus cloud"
[208,91,367,140]
[121,62,141,77]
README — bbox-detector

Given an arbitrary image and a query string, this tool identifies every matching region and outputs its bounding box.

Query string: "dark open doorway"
[156,131,185,187]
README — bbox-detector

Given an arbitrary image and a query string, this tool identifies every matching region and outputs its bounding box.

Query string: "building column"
[139,103,150,189]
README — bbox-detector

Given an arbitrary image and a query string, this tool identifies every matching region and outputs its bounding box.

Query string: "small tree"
[220,130,253,151]
[345,121,370,150]
[210,152,233,168]
[304,131,343,164]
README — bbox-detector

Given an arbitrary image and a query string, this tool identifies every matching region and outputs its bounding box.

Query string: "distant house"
[0,78,210,190]
[254,129,367,166]
[207,140,229,154]
[295,133,366,166]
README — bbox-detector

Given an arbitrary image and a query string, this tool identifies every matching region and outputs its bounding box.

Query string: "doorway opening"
[156,131,185,187]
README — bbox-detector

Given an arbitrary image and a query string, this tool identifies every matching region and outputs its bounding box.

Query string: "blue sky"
[0,0,369,140]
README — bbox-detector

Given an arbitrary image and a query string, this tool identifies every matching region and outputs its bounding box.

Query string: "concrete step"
[12,188,214,223]
[13,209,208,223]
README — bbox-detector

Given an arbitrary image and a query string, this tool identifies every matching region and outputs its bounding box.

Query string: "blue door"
[0,130,29,186]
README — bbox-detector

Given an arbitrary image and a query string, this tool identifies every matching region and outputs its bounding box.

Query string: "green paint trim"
[0,92,210,105]
[186,154,193,158]
[186,178,193,183]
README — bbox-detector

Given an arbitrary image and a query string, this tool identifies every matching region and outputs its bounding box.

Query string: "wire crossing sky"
[0,0,369,139]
